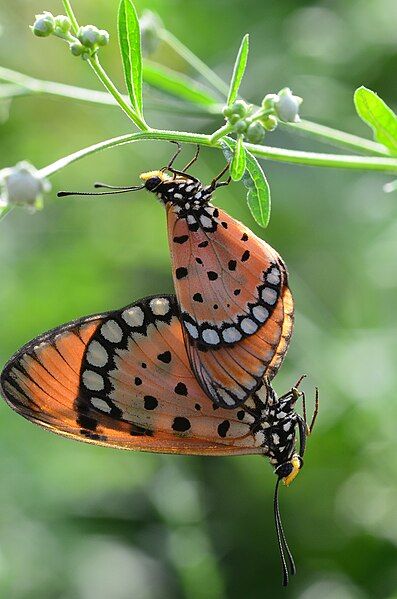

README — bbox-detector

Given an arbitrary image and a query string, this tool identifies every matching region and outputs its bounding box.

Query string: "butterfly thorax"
[140,171,219,232]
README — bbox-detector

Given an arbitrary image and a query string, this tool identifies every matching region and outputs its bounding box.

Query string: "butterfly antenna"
[274,477,296,587]
[57,184,145,198]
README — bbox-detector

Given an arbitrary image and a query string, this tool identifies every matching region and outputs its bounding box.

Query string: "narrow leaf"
[221,140,271,228]
[354,86,397,153]
[143,61,219,107]
[230,136,246,181]
[118,0,143,117]
[226,34,249,106]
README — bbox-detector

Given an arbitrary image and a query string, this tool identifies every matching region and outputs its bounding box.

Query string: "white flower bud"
[54,15,71,34]
[0,161,51,212]
[274,88,303,123]
[32,11,55,37]
[96,29,110,47]
[77,25,100,48]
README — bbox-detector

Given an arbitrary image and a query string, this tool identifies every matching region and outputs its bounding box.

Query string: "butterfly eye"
[144,177,162,191]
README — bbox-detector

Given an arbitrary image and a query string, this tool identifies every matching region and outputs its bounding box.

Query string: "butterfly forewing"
[0,295,264,455]
[167,203,294,408]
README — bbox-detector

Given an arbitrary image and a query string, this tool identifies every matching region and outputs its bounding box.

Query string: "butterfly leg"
[301,387,319,435]
[209,163,231,191]
[164,141,182,170]
[182,145,200,172]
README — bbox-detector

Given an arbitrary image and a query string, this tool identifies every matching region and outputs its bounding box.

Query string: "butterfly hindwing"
[167,202,294,408]
[0,295,264,455]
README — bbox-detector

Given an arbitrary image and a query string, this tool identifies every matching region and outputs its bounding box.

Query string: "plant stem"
[160,30,229,98]
[0,66,222,115]
[87,55,150,130]
[61,0,149,130]
[62,0,79,34]
[39,130,397,180]
[1,65,391,157]
[210,124,234,144]
[283,119,391,157]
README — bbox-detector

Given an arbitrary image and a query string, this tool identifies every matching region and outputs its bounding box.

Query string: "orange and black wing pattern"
[167,202,294,408]
[0,295,266,456]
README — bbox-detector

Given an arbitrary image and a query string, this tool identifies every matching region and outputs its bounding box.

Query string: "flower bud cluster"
[222,88,302,145]
[31,12,109,59]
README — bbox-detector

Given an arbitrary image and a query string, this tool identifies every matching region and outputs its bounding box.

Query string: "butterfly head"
[275,454,303,486]
[139,171,209,210]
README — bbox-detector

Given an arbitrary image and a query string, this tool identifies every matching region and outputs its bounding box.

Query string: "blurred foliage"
[1,0,397,597]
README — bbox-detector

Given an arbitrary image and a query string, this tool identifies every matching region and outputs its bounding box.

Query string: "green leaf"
[354,86,397,153]
[221,139,271,228]
[143,61,219,107]
[226,34,249,107]
[230,135,246,181]
[244,150,271,228]
[118,0,143,118]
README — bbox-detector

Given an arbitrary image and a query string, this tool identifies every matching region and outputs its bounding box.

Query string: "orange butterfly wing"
[0,296,265,456]
[167,203,294,408]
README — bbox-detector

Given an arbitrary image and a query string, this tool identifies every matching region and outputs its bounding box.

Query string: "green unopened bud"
[77,25,100,48]
[140,10,163,56]
[54,15,71,33]
[70,41,84,56]
[275,88,302,123]
[262,114,278,131]
[229,100,249,118]
[222,105,234,118]
[32,11,55,37]
[228,114,241,125]
[234,119,248,134]
[96,29,110,46]
[246,122,265,144]
[261,93,278,110]
[0,161,51,213]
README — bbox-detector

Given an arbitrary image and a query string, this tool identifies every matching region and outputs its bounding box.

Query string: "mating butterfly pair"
[0,145,317,586]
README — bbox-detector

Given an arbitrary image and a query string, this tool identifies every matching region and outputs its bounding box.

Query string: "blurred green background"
[1,0,397,597]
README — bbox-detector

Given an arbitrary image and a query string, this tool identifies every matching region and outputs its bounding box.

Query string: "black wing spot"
[195,257,203,265]
[241,250,250,262]
[174,382,188,396]
[233,289,241,296]
[195,403,202,411]
[77,414,97,431]
[198,241,209,248]
[241,233,249,241]
[228,260,237,271]
[218,420,230,438]
[157,351,172,364]
[237,410,245,421]
[173,235,189,244]
[221,221,228,229]
[207,271,218,281]
[135,377,142,386]
[141,362,147,369]
[144,395,158,410]
[213,304,219,310]
[172,417,191,432]
[193,292,203,303]
[176,267,188,280]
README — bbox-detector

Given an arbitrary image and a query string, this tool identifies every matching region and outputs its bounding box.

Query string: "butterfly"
[0,292,317,586]
[58,144,294,410]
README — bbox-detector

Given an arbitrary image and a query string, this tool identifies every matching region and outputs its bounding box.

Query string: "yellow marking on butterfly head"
[139,170,170,182]
[282,454,303,487]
